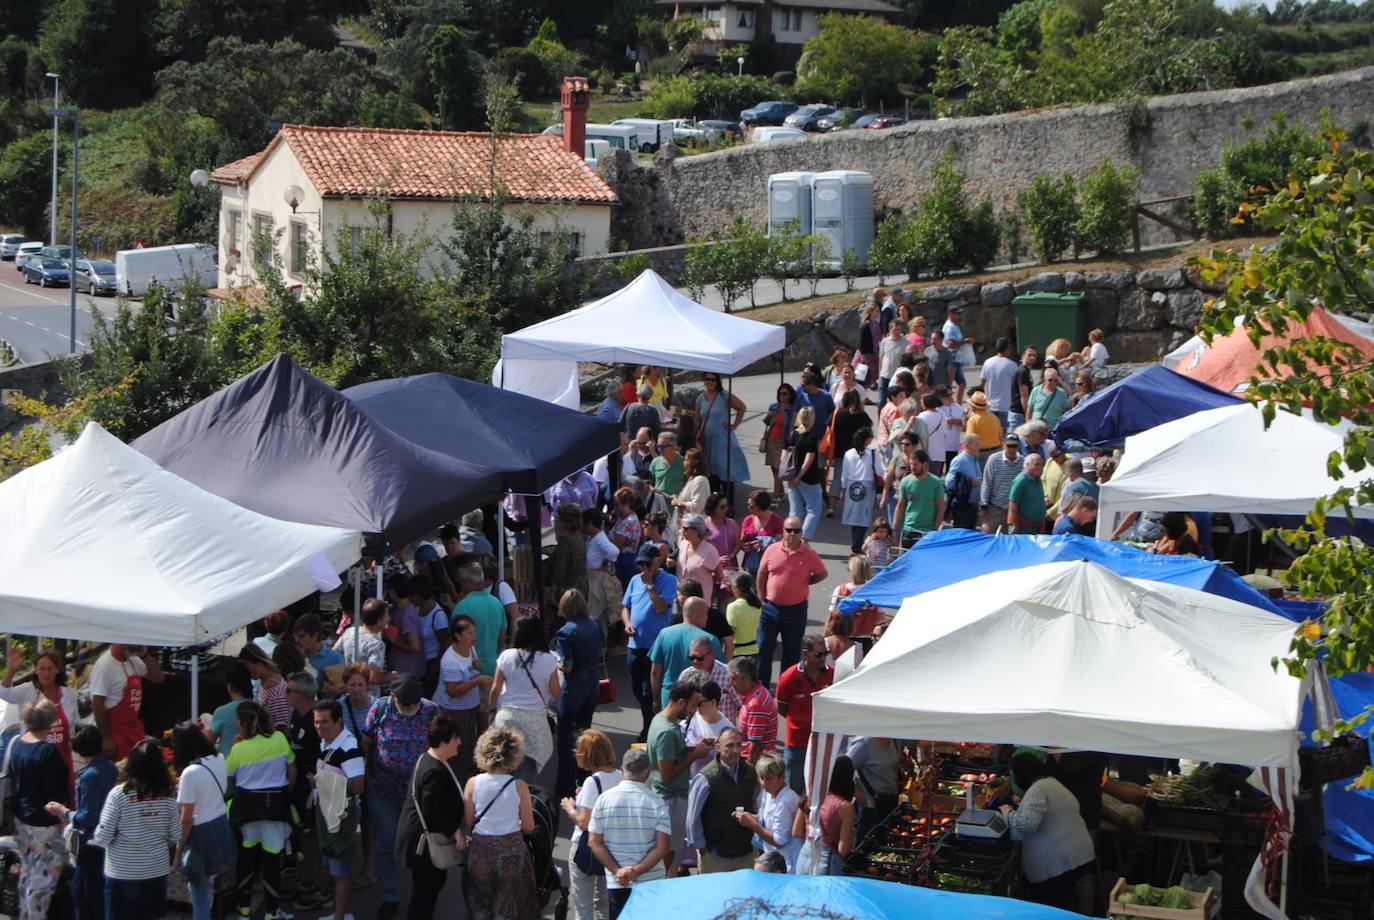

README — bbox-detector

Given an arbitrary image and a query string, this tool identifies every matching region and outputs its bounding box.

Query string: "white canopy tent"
[0,423,361,655]
[812,560,1306,767]
[498,269,787,397]
[1095,402,1374,539]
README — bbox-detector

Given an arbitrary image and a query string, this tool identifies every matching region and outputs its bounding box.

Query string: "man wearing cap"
[363,675,437,918]
[1008,453,1049,534]
[623,543,677,743]
[944,433,983,530]
[964,391,1002,461]
[980,435,1024,534]
[589,747,672,920]
[941,306,970,404]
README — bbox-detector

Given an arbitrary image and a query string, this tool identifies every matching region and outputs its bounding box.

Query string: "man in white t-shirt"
[333,598,390,695]
[941,305,970,404]
[89,644,165,760]
[584,507,622,627]
[979,337,1019,428]
[313,698,366,920]
[916,393,948,475]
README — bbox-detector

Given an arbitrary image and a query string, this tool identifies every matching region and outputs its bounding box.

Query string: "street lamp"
[737,56,744,77]
[50,107,79,353]
[46,73,58,245]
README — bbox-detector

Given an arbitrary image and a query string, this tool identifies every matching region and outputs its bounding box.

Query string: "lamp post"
[50,107,79,353]
[737,56,744,77]
[46,73,58,245]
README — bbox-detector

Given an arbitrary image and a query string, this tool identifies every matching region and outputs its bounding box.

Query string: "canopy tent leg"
[527,495,544,614]
[191,653,199,721]
[1280,850,1290,917]
[725,375,735,507]
[498,501,507,584]
[353,565,362,661]
[376,563,385,601]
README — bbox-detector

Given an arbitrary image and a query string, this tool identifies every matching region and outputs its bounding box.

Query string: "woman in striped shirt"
[92,738,181,919]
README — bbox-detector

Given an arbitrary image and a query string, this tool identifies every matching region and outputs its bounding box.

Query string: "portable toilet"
[767,172,815,238]
[811,170,875,270]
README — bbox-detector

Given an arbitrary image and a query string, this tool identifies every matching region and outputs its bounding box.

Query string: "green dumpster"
[1012,291,1085,355]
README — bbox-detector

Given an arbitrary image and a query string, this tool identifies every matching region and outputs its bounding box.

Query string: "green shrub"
[965,200,1002,271]
[910,152,1003,277]
[1192,167,1241,239]
[772,71,796,86]
[1219,112,1323,198]
[868,215,911,285]
[840,246,864,290]
[1001,211,1023,264]
[1077,159,1138,256]
[639,75,697,118]
[1019,173,1079,262]
[613,251,654,280]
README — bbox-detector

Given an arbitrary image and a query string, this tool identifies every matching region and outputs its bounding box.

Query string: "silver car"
[75,259,117,296]
[0,234,26,260]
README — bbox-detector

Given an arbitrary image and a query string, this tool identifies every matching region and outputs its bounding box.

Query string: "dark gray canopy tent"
[133,354,505,556]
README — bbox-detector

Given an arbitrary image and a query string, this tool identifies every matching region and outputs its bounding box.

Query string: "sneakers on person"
[293,890,330,910]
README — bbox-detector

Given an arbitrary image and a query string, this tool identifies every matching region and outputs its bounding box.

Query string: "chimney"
[561,75,590,159]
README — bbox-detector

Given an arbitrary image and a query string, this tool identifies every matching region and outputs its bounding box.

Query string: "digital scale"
[955,807,1009,839]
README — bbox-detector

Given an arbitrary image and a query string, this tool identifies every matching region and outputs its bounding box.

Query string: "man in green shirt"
[1008,453,1048,534]
[647,679,709,876]
[893,449,946,549]
[651,433,686,496]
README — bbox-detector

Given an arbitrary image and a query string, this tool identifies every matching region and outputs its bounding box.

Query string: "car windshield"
[88,260,115,275]
[40,259,65,269]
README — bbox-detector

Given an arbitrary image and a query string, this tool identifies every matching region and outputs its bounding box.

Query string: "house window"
[251,214,273,268]
[738,9,754,28]
[569,231,584,256]
[348,226,363,258]
[289,220,307,275]
[793,10,804,30]
[778,10,788,31]
[226,209,241,252]
[539,230,583,255]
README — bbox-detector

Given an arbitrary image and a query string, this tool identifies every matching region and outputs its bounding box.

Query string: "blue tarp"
[1051,364,1243,449]
[837,529,1283,615]
[344,372,620,495]
[621,870,1085,920]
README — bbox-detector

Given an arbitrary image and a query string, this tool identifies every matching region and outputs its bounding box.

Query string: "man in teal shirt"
[1008,453,1048,534]
[893,449,945,549]
[648,679,709,876]
[651,433,686,495]
[649,597,721,708]
[455,561,506,678]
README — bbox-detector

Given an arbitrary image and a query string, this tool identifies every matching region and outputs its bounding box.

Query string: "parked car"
[14,242,43,272]
[74,258,117,295]
[750,126,807,144]
[668,118,708,146]
[40,245,82,262]
[0,234,26,259]
[23,257,70,287]
[817,110,873,132]
[784,105,838,132]
[866,115,906,130]
[740,100,798,126]
[699,120,742,141]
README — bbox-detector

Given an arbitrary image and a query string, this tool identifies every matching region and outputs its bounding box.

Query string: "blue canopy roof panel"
[1052,364,1243,449]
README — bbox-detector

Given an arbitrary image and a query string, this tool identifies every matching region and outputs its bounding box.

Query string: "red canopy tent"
[1177,307,1374,393]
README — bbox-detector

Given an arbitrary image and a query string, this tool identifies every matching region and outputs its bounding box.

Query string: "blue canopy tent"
[621,870,1083,920]
[1051,364,1243,449]
[837,529,1282,615]
[343,372,620,495]
[133,354,506,556]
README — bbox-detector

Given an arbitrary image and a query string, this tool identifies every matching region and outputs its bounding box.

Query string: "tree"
[1190,125,1374,760]
[1019,172,1078,262]
[0,387,108,484]
[39,0,161,108]
[869,215,911,285]
[931,26,1031,117]
[1077,158,1137,256]
[0,133,58,238]
[804,235,833,296]
[428,25,484,129]
[796,13,931,106]
[766,223,808,301]
[156,0,345,63]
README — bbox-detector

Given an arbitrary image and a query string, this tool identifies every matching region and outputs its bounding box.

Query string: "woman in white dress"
[839,427,884,556]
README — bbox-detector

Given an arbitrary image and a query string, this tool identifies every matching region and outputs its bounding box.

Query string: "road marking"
[0,275,65,303]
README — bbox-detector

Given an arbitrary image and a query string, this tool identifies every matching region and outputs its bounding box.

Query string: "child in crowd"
[862,518,893,569]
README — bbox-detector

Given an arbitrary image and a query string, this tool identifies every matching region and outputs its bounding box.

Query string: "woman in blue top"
[696,373,749,497]
[9,699,70,920]
[46,723,116,920]
[554,590,605,799]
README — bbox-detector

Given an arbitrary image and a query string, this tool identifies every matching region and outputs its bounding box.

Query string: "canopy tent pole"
[376,563,385,601]
[726,375,735,506]
[353,565,362,661]
[498,498,507,583]
[191,653,199,719]
[527,494,544,613]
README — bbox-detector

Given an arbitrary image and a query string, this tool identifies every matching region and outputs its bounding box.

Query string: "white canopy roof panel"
[1096,402,1374,537]
[0,424,362,646]
[500,269,786,375]
[812,560,1305,768]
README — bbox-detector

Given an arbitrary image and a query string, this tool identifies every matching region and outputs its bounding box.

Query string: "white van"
[612,119,674,153]
[585,139,610,167]
[751,126,807,144]
[543,123,639,153]
[115,243,217,297]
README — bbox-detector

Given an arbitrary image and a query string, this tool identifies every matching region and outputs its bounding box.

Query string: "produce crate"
[1223,796,1274,846]
[1299,734,1371,788]
[1109,878,1214,920]
[1144,794,1226,834]
[927,834,1017,897]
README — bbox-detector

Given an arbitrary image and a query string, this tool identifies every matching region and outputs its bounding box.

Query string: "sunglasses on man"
[784,527,802,534]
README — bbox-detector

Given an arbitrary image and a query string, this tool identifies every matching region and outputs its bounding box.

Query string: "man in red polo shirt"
[774,633,832,794]
[755,515,827,686]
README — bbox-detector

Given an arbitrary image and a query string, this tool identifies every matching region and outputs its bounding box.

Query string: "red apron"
[107,661,144,761]
[46,691,73,801]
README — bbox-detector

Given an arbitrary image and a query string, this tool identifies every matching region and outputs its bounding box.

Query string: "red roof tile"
[211,125,617,206]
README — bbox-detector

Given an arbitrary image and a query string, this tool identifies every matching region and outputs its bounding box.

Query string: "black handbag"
[571,774,604,876]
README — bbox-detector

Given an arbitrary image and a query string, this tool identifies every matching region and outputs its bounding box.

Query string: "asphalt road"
[0,261,116,362]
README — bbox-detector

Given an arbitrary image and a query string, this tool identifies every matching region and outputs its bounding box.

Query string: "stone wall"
[577,241,711,299]
[749,260,1220,375]
[605,67,1374,251]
